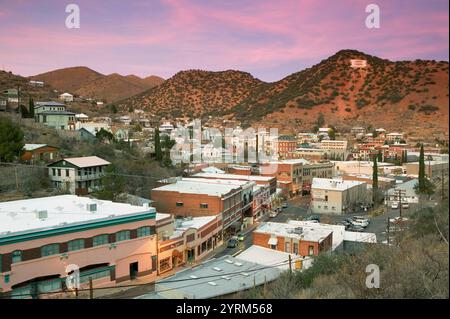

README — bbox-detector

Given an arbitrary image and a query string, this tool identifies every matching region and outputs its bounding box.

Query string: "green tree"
[29,98,35,118]
[317,113,325,127]
[418,144,426,191]
[328,128,336,140]
[372,156,379,203]
[416,144,435,196]
[19,104,29,118]
[154,127,162,162]
[93,165,125,200]
[161,134,176,167]
[96,128,114,142]
[0,117,24,162]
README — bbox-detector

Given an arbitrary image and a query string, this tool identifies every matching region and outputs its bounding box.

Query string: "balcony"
[75,173,105,181]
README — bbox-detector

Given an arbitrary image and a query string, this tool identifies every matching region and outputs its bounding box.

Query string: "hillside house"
[34,101,76,130]
[47,156,111,195]
[21,144,59,164]
[59,93,74,102]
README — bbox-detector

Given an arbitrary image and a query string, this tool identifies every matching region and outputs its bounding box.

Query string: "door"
[129,262,138,280]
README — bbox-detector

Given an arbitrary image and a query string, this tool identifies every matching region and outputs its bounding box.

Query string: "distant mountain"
[118,49,449,135]
[30,66,103,93]
[119,69,264,117]
[30,67,164,103]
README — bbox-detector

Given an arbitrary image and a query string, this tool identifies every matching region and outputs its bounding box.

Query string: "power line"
[0,258,295,299]
[0,161,170,181]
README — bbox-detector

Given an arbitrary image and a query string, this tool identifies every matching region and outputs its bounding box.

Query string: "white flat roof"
[182,177,254,188]
[192,172,274,182]
[266,159,310,165]
[175,216,217,231]
[255,221,333,243]
[312,178,366,191]
[0,195,156,238]
[236,245,304,271]
[53,156,111,168]
[153,180,241,197]
[155,212,171,221]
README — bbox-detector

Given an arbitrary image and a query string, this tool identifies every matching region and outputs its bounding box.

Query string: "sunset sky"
[0,0,448,81]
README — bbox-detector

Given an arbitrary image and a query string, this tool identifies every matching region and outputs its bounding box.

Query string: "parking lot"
[268,196,420,243]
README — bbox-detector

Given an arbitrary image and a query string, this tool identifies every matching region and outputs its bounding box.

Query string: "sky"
[0,0,448,82]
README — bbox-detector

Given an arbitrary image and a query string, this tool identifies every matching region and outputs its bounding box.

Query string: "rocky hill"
[118,49,449,135]
[30,67,164,103]
[118,69,264,117]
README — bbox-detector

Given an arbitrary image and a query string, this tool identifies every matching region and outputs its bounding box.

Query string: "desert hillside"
[30,67,164,103]
[118,50,449,136]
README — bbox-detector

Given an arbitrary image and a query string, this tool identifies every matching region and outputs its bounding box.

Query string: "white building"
[59,93,74,102]
[47,156,111,195]
[311,178,369,214]
[386,179,420,204]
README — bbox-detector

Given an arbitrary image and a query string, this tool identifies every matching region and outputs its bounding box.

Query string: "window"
[308,245,314,256]
[293,243,299,255]
[160,257,171,272]
[65,169,70,177]
[137,226,152,237]
[116,230,130,242]
[68,239,85,251]
[4,274,10,284]
[285,242,291,253]
[324,195,328,202]
[200,203,208,209]
[270,244,276,250]
[12,250,22,263]
[41,244,60,257]
[77,170,81,176]
[52,168,56,176]
[176,202,184,207]
[93,234,109,247]
[57,169,61,176]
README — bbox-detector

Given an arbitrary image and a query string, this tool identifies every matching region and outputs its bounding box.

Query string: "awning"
[268,237,278,245]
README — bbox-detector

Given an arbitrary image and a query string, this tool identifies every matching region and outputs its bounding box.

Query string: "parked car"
[276,207,283,213]
[349,225,365,232]
[351,218,369,228]
[306,215,320,222]
[236,233,245,241]
[338,221,351,230]
[269,211,278,218]
[391,202,399,209]
[227,238,238,248]
[353,216,370,224]
[282,202,288,208]
[401,202,409,209]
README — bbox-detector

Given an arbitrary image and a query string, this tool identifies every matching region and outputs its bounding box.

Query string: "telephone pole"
[394,189,406,218]
[288,254,292,274]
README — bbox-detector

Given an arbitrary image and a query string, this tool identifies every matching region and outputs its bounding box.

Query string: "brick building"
[252,222,333,256]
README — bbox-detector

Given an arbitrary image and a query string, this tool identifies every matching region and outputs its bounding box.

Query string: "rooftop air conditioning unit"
[36,210,48,220]
[293,227,303,235]
[86,203,97,212]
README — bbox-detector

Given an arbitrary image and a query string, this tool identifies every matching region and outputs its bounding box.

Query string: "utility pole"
[394,189,406,218]
[288,254,292,274]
